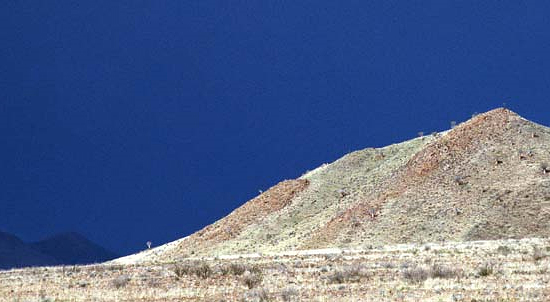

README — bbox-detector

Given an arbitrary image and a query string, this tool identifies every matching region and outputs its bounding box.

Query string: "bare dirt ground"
[2,237,549,301]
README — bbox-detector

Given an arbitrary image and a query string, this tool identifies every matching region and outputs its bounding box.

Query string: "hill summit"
[117,108,550,264]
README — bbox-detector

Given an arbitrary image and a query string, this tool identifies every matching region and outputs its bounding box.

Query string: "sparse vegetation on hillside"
[112,274,130,289]
[229,263,247,275]
[122,108,550,261]
[533,246,547,262]
[280,286,299,301]
[477,262,494,277]
[172,261,212,279]
[401,263,462,284]
[402,266,428,284]
[243,270,263,289]
[328,264,367,283]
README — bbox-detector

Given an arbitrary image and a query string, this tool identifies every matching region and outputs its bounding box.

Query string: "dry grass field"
[2,237,549,301]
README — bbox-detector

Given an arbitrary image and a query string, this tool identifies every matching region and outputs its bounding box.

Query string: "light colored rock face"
[115,108,550,264]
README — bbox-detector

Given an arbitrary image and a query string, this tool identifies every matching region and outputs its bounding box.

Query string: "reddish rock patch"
[405,108,520,178]
[175,179,309,254]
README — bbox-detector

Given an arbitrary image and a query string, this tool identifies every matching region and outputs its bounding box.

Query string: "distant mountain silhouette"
[0,231,118,270]
[0,231,59,269]
[30,232,119,265]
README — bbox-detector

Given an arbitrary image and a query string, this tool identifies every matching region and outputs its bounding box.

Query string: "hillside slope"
[116,108,550,264]
[311,108,550,248]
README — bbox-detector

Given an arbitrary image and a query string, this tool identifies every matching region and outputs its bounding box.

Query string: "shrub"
[242,288,271,302]
[173,261,212,279]
[173,263,192,279]
[243,271,263,289]
[328,264,366,283]
[112,274,131,289]
[497,245,511,256]
[220,264,231,276]
[147,277,162,288]
[281,286,299,302]
[230,263,247,276]
[328,270,346,284]
[402,266,428,284]
[477,263,494,277]
[533,246,546,262]
[105,264,124,271]
[249,265,263,275]
[194,262,212,279]
[430,264,462,279]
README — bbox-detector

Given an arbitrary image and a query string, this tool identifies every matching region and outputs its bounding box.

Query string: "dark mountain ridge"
[30,232,119,265]
[0,231,118,270]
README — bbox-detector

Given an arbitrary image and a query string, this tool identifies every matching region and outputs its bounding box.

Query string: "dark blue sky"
[1,1,550,254]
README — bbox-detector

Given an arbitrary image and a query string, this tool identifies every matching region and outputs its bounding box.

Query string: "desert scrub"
[173,263,192,279]
[477,263,494,277]
[497,245,512,256]
[172,261,212,279]
[243,270,263,289]
[230,263,247,275]
[280,286,299,302]
[401,266,429,284]
[218,262,255,276]
[194,262,212,279]
[242,287,271,302]
[328,264,368,283]
[112,274,131,288]
[533,246,547,262]
[429,264,463,279]
[219,264,231,276]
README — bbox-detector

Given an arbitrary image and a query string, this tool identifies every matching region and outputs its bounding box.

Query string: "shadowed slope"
[30,232,119,265]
